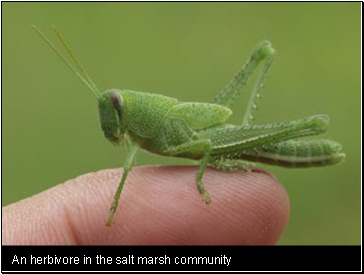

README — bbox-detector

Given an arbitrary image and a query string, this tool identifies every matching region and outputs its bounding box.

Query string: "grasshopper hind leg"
[209,157,255,172]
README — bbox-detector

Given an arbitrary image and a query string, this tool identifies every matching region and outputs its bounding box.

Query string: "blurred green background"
[2,2,361,245]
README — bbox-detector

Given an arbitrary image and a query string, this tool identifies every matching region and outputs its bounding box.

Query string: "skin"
[2,166,289,245]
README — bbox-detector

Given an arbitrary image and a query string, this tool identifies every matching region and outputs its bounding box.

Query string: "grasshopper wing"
[167,102,232,130]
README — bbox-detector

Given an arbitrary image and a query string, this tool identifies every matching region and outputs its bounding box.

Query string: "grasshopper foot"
[197,181,212,204]
[202,190,212,204]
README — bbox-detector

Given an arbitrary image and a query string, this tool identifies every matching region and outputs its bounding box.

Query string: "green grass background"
[2,2,361,245]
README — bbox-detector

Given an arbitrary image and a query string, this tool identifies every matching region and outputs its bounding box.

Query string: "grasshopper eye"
[110,90,123,118]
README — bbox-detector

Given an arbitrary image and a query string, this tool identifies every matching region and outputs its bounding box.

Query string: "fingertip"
[2,166,290,245]
[64,166,290,245]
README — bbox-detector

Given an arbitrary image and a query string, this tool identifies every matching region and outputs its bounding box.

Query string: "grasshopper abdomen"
[241,139,345,168]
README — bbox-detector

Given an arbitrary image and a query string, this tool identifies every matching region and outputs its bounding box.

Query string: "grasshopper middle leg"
[163,139,213,204]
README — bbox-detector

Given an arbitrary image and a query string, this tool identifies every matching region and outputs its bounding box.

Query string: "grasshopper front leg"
[107,140,138,226]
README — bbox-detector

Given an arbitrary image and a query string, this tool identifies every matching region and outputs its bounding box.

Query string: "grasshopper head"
[98,89,126,145]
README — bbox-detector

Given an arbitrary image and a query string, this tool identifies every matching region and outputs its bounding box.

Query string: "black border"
[1,1,362,273]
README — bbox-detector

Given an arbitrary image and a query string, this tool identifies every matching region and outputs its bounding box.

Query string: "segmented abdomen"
[240,139,345,168]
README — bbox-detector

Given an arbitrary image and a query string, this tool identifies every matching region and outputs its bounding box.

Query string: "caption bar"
[12,254,231,266]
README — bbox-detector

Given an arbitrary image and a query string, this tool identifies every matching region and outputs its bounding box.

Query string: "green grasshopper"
[33,26,345,226]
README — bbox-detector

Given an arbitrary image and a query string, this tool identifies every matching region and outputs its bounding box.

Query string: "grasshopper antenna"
[51,26,100,96]
[32,25,101,99]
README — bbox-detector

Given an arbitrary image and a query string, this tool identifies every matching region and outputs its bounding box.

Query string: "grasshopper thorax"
[98,89,126,145]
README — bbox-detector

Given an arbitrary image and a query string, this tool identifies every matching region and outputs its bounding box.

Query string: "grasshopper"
[33,26,345,226]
